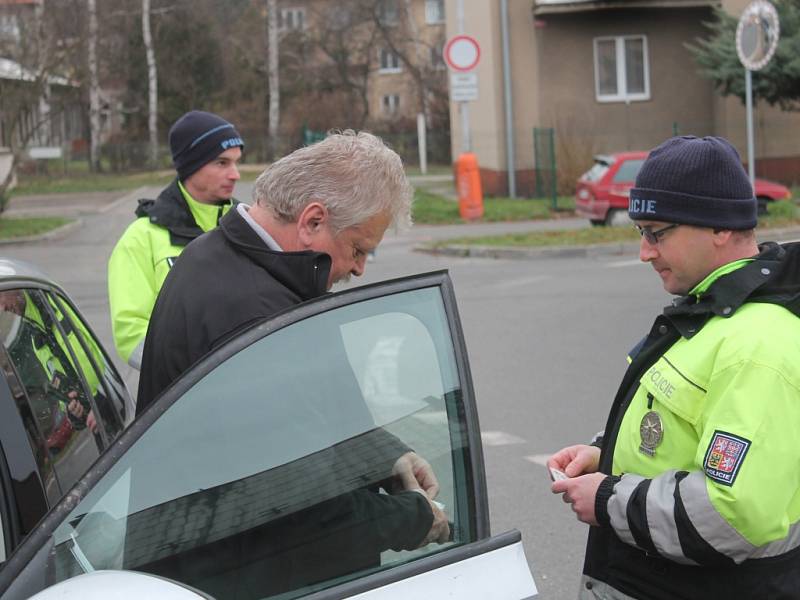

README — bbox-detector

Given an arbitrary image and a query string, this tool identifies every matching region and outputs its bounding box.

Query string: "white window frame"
[425,0,445,24]
[593,35,650,103]
[430,44,446,70]
[278,7,306,32]
[378,48,402,73]
[377,0,399,26]
[382,94,401,115]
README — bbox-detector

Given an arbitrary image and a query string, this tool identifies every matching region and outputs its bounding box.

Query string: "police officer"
[108,111,244,369]
[549,136,800,599]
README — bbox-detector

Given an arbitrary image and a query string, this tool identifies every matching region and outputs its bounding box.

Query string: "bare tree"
[86,0,101,172]
[142,0,158,167]
[266,0,280,160]
[371,0,447,125]
[308,1,381,128]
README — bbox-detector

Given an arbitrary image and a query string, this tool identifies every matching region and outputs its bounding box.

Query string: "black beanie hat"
[169,110,244,181]
[628,136,756,230]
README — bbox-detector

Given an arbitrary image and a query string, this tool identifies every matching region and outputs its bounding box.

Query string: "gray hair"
[253,130,413,233]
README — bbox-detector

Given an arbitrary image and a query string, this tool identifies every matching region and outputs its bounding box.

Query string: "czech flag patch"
[703,431,751,486]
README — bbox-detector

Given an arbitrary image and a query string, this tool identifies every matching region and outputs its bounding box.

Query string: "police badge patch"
[703,431,751,486]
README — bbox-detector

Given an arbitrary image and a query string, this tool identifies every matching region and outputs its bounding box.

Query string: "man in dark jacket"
[136,130,448,597]
[549,136,800,599]
[108,110,243,369]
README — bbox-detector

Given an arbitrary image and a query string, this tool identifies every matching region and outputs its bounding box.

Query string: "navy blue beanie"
[169,111,244,182]
[629,136,756,230]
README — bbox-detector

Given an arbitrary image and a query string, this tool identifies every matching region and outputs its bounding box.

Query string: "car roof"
[0,257,60,290]
[594,151,649,163]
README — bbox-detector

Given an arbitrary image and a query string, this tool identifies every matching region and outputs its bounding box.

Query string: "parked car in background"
[0,271,538,600]
[576,151,793,226]
[0,259,131,565]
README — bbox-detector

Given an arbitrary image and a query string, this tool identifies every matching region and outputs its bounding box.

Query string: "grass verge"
[0,217,72,240]
[432,201,800,248]
[413,189,575,225]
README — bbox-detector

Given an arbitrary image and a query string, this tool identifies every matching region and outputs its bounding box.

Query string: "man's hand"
[66,392,85,420]
[547,444,601,478]
[393,452,440,499]
[551,473,606,526]
[417,494,450,546]
[86,410,98,434]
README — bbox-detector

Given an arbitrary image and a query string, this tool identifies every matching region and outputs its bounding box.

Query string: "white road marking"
[524,454,551,466]
[492,275,551,290]
[481,431,526,446]
[605,259,643,268]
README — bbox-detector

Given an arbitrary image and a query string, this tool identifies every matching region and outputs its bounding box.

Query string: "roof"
[533,0,718,16]
[0,57,70,86]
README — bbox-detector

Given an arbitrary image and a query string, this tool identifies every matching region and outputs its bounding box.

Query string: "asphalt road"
[5,184,794,598]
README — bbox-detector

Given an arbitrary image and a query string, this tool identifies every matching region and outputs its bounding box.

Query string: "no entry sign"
[444,35,480,72]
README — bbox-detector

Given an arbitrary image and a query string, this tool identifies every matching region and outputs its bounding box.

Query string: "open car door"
[0,271,537,599]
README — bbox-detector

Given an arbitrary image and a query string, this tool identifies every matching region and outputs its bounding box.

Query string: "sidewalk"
[5,187,800,259]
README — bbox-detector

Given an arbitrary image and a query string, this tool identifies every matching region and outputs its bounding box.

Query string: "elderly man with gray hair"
[136,130,448,597]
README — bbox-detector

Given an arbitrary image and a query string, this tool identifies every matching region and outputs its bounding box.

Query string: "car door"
[0,271,537,600]
[0,282,131,561]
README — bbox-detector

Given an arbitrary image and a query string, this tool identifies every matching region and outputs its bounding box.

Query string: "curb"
[99,186,150,214]
[0,187,149,247]
[0,217,84,246]
[416,226,800,261]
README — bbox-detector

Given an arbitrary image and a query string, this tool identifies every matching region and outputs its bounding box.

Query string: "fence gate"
[533,127,557,209]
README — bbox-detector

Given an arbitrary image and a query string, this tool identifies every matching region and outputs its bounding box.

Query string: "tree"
[266,0,280,160]
[86,0,102,171]
[687,1,800,111]
[142,0,158,168]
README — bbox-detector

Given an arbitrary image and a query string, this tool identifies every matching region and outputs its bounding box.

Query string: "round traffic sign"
[736,0,780,71]
[444,35,480,72]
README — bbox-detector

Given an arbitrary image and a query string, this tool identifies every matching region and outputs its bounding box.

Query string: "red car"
[575,151,793,226]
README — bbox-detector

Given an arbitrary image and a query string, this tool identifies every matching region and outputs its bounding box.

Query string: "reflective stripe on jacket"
[585,241,800,599]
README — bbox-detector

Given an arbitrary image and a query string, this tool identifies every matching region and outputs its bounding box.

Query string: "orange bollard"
[455,152,484,221]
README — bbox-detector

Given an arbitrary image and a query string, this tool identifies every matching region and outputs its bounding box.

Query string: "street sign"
[444,35,480,72]
[450,72,478,102]
[736,0,780,71]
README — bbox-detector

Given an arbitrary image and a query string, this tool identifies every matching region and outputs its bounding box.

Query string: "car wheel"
[590,219,605,227]
[606,209,631,227]
[757,196,770,216]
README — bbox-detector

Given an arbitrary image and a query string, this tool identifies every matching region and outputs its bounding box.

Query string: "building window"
[425,0,445,24]
[0,15,20,41]
[278,7,306,31]
[379,48,401,73]
[382,94,400,115]
[593,35,649,103]
[377,0,398,26]
[430,44,446,70]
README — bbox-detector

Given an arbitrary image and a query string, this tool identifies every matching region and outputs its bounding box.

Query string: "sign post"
[736,0,780,186]
[444,34,480,153]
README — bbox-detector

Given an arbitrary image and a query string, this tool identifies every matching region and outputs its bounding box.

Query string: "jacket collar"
[136,178,234,246]
[218,208,331,301]
[664,241,797,337]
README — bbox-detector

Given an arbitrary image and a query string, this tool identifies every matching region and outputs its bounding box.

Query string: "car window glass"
[46,292,127,437]
[581,160,610,182]
[42,287,476,600]
[612,159,644,183]
[0,289,102,498]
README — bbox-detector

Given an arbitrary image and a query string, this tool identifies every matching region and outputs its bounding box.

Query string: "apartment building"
[445,0,800,195]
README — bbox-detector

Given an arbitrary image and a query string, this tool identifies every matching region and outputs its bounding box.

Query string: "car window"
[611,158,644,183]
[0,289,103,500]
[39,286,477,599]
[45,292,127,437]
[580,160,610,182]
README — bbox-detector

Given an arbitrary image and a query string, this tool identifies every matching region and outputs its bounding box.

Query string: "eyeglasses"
[635,223,679,245]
